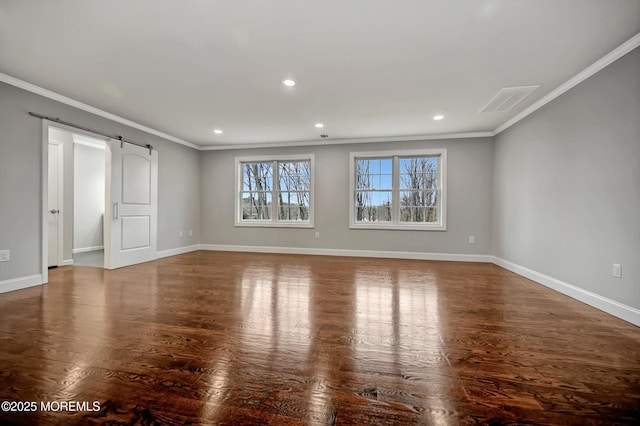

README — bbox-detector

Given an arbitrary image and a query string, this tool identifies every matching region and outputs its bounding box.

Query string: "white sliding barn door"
[105,140,158,269]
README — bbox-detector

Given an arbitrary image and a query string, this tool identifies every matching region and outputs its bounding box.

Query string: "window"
[349,149,446,230]
[235,154,314,227]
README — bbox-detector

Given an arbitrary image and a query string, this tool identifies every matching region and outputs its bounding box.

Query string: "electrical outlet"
[0,250,10,262]
[468,236,476,244]
[315,232,320,239]
[613,263,622,278]
[189,229,193,237]
[179,231,184,238]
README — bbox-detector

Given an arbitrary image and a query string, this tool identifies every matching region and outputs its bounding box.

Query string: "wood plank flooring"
[1,251,639,425]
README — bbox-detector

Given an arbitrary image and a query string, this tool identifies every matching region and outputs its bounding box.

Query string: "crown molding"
[3,69,490,150]
[3,31,638,150]
[494,32,640,135]
[0,72,199,150]
[199,131,494,151]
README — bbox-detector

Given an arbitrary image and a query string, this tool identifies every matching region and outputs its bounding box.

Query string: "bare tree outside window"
[399,156,439,223]
[278,161,311,221]
[355,158,392,222]
[353,153,442,227]
[242,162,272,220]
[240,159,311,223]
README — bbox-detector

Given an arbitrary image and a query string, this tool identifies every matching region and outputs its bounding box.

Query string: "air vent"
[320,134,329,138]
[479,85,541,113]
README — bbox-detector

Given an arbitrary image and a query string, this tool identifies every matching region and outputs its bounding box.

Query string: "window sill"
[235,221,314,229]
[349,223,446,231]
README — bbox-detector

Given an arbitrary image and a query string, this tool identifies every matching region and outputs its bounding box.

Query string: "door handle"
[113,202,119,220]
[49,209,59,214]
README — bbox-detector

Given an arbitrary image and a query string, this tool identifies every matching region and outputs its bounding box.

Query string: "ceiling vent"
[478,85,541,113]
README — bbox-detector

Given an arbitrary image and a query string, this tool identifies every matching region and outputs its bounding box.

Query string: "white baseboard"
[0,274,43,294]
[492,256,640,327]
[199,244,492,263]
[157,244,201,259]
[61,259,74,266]
[72,246,104,254]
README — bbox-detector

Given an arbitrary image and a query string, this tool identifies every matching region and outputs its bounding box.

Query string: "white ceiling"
[1,0,639,148]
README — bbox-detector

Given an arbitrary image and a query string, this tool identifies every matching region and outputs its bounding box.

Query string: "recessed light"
[314,123,324,128]
[282,78,296,87]
[213,129,223,134]
[433,115,444,121]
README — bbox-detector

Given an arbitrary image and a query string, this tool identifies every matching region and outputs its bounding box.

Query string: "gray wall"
[201,138,494,255]
[493,47,640,310]
[0,81,200,282]
[73,142,105,251]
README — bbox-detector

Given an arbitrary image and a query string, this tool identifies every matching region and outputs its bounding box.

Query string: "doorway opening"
[71,133,107,267]
[46,125,107,270]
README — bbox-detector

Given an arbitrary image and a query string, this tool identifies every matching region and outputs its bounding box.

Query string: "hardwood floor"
[1,251,639,425]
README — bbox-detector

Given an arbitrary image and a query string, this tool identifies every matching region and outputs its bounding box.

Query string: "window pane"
[277,191,310,221]
[380,174,392,188]
[355,191,392,222]
[356,160,370,189]
[241,192,271,220]
[243,162,273,192]
[279,161,310,191]
[399,156,439,190]
[356,158,392,190]
[399,206,439,223]
[400,206,421,222]
[399,191,439,223]
[399,190,438,208]
[426,207,438,222]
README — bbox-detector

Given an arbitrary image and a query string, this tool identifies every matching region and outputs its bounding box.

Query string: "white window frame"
[349,148,447,231]
[235,154,315,228]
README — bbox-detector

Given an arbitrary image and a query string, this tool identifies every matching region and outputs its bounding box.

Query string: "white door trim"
[41,121,48,283]
[55,141,64,266]
[48,139,65,267]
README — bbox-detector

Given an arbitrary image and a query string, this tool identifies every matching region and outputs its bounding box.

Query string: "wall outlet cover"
[613,263,622,278]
